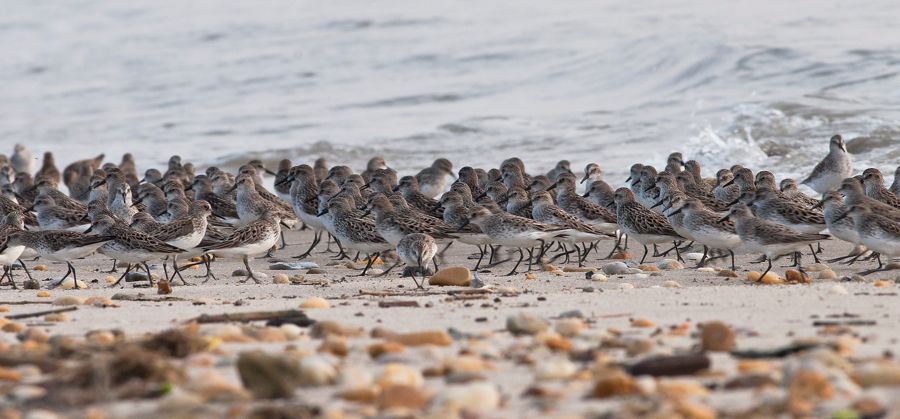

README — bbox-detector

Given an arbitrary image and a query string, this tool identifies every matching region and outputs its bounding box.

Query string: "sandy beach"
[1,227,898,418]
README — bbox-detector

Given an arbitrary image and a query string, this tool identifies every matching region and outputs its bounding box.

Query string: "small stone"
[318,336,349,357]
[555,318,586,337]
[432,382,500,413]
[52,296,84,306]
[633,273,649,279]
[718,269,739,278]
[637,265,659,272]
[630,318,655,328]
[0,307,7,313]
[829,285,849,295]
[785,269,811,283]
[662,280,682,288]
[657,259,685,270]
[377,363,424,389]
[111,293,137,301]
[289,275,306,283]
[300,297,330,309]
[818,269,838,280]
[657,378,709,398]
[625,338,656,356]
[36,291,50,298]
[231,269,248,277]
[44,313,69,322]
[83,296,115,307]
[700,321,736,352]
[86,331,117,345]
[311,321,364,338]
[696,267,716,272]
[592,370,641,398]
[874,280,892,288]
[563,266,595,272]
[559,310,584,319]
[805,263,830,272]
[603,262,631,275]
[590,273,608,282]
[389,331,453,347]
[157,279,172,295]
[368,342,406,358]
[298,355,337,387]
[851,397,886,418]
[629,354,711,376]
[535,357,577,380]
[378,384,429,411]
[610,251,633,260]
[853,361,900,387]
[23,279,40,289]
[307,268,327,275]
[429,267,472,287]
[2,322,25,333]
[269,262,320,270]
[33,265,49,271]
[525,272,536,280]
[272,274,290,284]
[538,332,573,352]
[366,268,384,276]
[0,367,22,382]
[619,283,634,290]
[684,253,704,261]
[59,278,87,290]
[506,313,549,335]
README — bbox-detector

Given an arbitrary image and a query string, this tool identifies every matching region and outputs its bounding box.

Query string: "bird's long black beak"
[582,191,590,198]
[726,197,740,207]
[138,177,146,184]
[722,178,735,187]
[546,183,557,191]
[606,202,615,209]
[668,207,683,216]
[91,179,107,189]
[650,198,666,210]
[432,202,443,212]
[625,176,632,182]
[24,205,34,212]
[717,214,730,223]
[580,175,588,184]
[274,176,294,187]
[227,184,238,194]
[392,185,400,192]
[361,208,371,217]
[474,192,487,201]
[316,209,328,217]
[264,168,277,176]
[84,224,94,234]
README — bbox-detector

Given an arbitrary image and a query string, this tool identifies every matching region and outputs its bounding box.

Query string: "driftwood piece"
[186,309,310,324]
[6,306,78,320]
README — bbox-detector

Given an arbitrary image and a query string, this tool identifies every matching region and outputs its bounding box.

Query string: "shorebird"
[546,160,572,182]
[364,194,456,246]
[890,166,900,197]
[613,188,683,264]
[318,198,392,275]
[838,178,900,219]
[531,191,614,266]
[582,179,615,209]
[713,169,741,203]
[0,212,32,288]
[464,206,567,276]
[202,212,282,283]
[277,165,325,259]
[416,158,455,198]
[551,173,618,235]
[438,191,492,269]
[273,159,293,201]
[63,153,104,191]
[780,179,819,209]
[720,205,829,278]
[2,229,114,288]
[801,134,853,194]
[581,163,604,184]
[813,191,868,264]
[861,168,900,209]
[391,233,438,289]
[834,204,900,275]
[10,144,33,175]
[150,200,212,284]
[395,176,442,218]
[360,157,388,183]
[666,152,684,173]
[88,215,185,287]
[37,152,60,185]
[28,195,90,232]
[669,197,741,270]
[313,158,329,185]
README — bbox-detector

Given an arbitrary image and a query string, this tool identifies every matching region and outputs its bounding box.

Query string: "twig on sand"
[6,306,78,320]
[185,309,311,324]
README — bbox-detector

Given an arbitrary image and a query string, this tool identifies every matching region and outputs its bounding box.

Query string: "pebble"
[662,280,682,288]
[829,285,849,296]
[683,253,704,262]
[854,362,900,387]
[59,278,87,290]
[269,262,320,270]
[700,321,736,352]
[630,318,655,328]
[717,269,739,278]
[535,357,577,380]
[389,331,453,347]
[86,331,117,346]
[83,296,115,307]
[311,321,364,338]
[563,266,595,272]
[602,262,631,275]
[0,367,21,382]
[628,354,711,376]
[295,355,336,387]
[378,384,429,411]
[592,370,642,398]
[432,382,500,413]
[657,378,709,397]
[368,342,407,359]
[618,283,634,290]
[637,265,660,272]
[157,279,172,295]
[696,267,716,273]
[23,279,40,290]
[506,313,549,335]
[559,310,584,319]
[590,273,608,282]
[818,269,838,280]
[429,267,471,287]
[633,273,649,279]
[272,274,290,284]
[33,265,48,271]
[318,336,349,357]
[377,363,424,389]
[231,269,248,277]
[657,259,685,270]
[307,268,327,275]
[52,296,84,306]
[874,280,892,288]
[366,268,384,276]
[300,297,330,309]
[610,251,633,260]
[805,263,830,272]
[36,291,50,298]
[555,318,586,337]
[44,313,69,322]
[624,338,656,356]
[785,269,811,283]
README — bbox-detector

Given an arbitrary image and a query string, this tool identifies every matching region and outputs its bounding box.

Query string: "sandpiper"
[531,191,614,266]
[546,160,572,182]
[203,212,282,283]
[393,233,438,289]
[37,152,61,185]
[581,163,603,184]
[669,197,741,270]
[273,159,294,202]
[861,168,900,209]
[318,198,392,275]
[801,134,853,194]
[550,173,618,235]
[834,204,900,275]
[11,144,34,175]
[395,176,442,218]
[890,166,900,196]
[2,229,114,288]
[813,191,868,264]
[838,178,900,219]
[613,188,683,264]
[28,195,90,232]
[713,169,741,203]
[438,191,492,269]
[63,153,104,191]
[88,215,185,287]
[417,158,455,198]
[365,194,456,246]
[582,179,615,209]
[780,179,819,209]
[464,206,567,275]
[720,205,829,277]
[361,157,388,183]
[0,212,31,288]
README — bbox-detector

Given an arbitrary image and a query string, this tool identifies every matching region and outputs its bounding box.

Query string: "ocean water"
[2,0,899,185]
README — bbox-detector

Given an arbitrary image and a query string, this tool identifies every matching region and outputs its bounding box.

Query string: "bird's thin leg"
[640,244,649,264]
[241,256,262,284]
[294,230,321,259]
[18,259,33,281]
[142,262,155,287]
[109,264,133,287]
[808,244,821,263]
[473,245,485,270]
[505,248,525,276]
[760,257,773,279]
[695,245,709,268]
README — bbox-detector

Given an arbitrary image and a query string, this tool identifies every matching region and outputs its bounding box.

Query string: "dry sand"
[2,228,900,418]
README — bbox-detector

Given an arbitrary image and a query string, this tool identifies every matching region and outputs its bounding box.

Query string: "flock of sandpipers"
[0,135,898,290]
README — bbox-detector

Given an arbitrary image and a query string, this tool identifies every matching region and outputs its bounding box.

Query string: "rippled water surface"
[3,0,899,182]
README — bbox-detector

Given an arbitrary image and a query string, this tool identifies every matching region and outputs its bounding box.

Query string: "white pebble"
[662,280,682,288]
[619,283,634,290]
[829,285,849,296]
